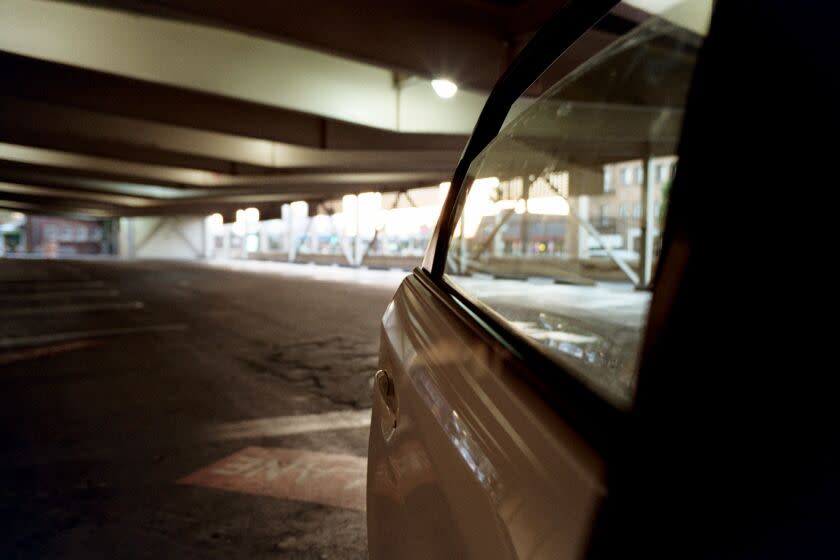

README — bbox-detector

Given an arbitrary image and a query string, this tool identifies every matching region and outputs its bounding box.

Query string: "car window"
[444,0,709,408]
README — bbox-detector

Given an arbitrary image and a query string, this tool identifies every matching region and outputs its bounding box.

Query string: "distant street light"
[431,79,458,99]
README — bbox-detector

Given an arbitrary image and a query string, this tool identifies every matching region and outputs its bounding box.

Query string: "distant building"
[24,216,113,255]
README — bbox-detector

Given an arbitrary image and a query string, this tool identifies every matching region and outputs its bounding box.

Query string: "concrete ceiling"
[0,0,642,218]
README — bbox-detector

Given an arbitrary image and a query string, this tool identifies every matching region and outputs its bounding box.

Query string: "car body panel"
[367,272,605,559]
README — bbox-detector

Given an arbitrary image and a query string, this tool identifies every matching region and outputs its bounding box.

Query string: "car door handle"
[375,369,398,426]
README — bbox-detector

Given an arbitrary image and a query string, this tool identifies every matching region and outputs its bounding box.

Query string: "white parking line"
[0,289,120,301]
[0,339,100,365]
[3,301,144,316]
[207,259,407,290]
[0,323,187,349]
[0,280,106,291]
[207,409,372,441]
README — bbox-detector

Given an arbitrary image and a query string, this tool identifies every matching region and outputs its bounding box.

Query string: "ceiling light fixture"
[431,79,458,99]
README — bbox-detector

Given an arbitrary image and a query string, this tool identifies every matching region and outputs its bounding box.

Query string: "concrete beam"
[0,0,487,133]
[0,100,463,173]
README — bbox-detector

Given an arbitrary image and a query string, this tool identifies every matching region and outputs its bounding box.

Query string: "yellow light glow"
[232,209,246,236]
[243,207,260,223]
[527,196,570,215]
[439,182,451,203]
[431,79,458,99]
[207,213,223,231]
[290,201,308,217]
[342,192,382,236]
[461,176,500,238]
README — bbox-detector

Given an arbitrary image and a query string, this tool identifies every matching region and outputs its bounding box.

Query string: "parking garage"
[0,0,691,557]
[4,0,838,559]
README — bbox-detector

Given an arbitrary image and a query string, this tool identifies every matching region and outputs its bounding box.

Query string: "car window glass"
[444,0,707,407]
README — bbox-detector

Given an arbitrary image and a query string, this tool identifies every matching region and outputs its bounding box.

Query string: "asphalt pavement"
[0,257,404,559]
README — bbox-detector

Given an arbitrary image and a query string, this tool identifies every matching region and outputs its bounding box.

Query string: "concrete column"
[577,196,590,260]
[493,212,504,257]
[221,224,230,259]
[639,158,655,288]
[259,221,270,254]
[129,217,137,258]
[200,217,208,258]
[459,229,469,274]
[285,204,296,263]
[309,219,319,254]
[520,182,531,256]
[353,196,362,267]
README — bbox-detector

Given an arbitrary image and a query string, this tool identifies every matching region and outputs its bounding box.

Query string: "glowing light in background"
[290,201,308,217]
[439,182,451,203]
[342,192,382,237]
[431,79,458,99]
[207,213,224,233]
[526,197,570,215]
[461,177,499,237]
[232,209,246,236]
[243,207,260,223]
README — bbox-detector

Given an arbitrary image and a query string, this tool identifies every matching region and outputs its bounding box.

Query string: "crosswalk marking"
[179,447,367,511]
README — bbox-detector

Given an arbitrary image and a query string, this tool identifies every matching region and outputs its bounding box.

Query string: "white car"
[367,0,837,558]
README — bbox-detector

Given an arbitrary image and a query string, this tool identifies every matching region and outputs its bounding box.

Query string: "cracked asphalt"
[0,258,403,559]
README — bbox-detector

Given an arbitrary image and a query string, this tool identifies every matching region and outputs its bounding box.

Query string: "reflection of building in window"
[585,156,677,255]
[655,163,668,183]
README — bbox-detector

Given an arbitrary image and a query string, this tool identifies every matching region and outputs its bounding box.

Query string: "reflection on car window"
[445,1,705,407]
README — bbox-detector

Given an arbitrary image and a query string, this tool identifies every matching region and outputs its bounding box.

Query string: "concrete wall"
[120,216,207,259]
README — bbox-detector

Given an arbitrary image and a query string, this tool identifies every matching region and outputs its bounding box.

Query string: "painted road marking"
[0,339,100,365]
[179,447,367,511]
[208,409,372,441]
[0,323,187,349]
[0,280,106,291]
[0,289,120,302]
[3,301,144,316]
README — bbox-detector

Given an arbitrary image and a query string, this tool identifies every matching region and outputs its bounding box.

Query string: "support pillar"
[127,217,136,259]
[353,196,362,267]
[639,158,655,288]
[577,196,590,260]
[259,221,269,254]
[221,223,231,258]
[285,204,296,263]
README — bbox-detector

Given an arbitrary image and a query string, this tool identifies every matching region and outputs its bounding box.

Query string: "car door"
[367,1,712,558]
